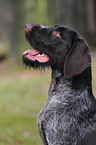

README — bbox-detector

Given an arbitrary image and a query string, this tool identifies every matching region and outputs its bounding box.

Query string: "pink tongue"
[23,49,49,63]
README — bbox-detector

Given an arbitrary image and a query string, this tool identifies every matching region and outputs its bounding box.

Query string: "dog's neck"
[48,70,71,96]
[48,68,93,98]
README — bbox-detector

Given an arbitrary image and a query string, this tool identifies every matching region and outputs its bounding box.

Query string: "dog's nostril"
[25,24,32,32]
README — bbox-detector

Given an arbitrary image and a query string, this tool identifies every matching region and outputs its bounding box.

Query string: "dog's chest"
[37,79,91,144]
[37,95,81,145]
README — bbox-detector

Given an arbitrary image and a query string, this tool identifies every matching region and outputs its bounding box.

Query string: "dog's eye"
[52,31,61,38]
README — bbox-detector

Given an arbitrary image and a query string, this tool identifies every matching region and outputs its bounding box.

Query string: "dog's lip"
[23,49,49,63]
[23,49,40,56]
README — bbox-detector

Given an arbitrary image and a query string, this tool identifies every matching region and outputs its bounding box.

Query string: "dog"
[23,24,96,145]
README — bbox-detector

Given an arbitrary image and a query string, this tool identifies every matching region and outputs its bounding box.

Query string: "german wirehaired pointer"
[23,24,96,145]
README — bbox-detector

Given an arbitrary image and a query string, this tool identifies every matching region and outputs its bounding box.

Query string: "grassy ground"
[0,61,51,145]
[0,55,96,145]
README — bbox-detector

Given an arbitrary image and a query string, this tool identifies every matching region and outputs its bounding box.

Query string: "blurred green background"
[0,0,96,144]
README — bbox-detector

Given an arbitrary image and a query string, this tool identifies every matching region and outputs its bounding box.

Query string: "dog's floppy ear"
[63,38,91,79]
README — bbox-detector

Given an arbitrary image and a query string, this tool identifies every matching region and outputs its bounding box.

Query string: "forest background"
[0,0,96,144]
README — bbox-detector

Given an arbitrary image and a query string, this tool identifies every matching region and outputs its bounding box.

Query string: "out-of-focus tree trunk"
[53,0,72,26]
[53,0,87,38]
[86,0,96,45]
[8,0,24,61]
[9,0,17,60]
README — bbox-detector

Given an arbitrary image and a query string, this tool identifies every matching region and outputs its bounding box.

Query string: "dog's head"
[23,24,91,79]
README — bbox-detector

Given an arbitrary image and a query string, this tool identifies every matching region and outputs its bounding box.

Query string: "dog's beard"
[22,54,50,70]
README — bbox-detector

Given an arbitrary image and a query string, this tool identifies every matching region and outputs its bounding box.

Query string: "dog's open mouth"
[23,49,49,63]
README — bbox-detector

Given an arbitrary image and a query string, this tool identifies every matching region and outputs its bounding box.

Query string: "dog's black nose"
[25,24,40,32]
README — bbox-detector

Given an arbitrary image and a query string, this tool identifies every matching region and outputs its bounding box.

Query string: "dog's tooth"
[37,53,46,56]
[36,54,41,58]
[37,54,41,56]
[41,54,45,56]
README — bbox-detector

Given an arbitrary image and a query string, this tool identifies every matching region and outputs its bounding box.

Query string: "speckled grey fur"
[38,70,96,145]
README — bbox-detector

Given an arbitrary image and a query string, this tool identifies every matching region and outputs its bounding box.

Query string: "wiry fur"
[23,24,96,145]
